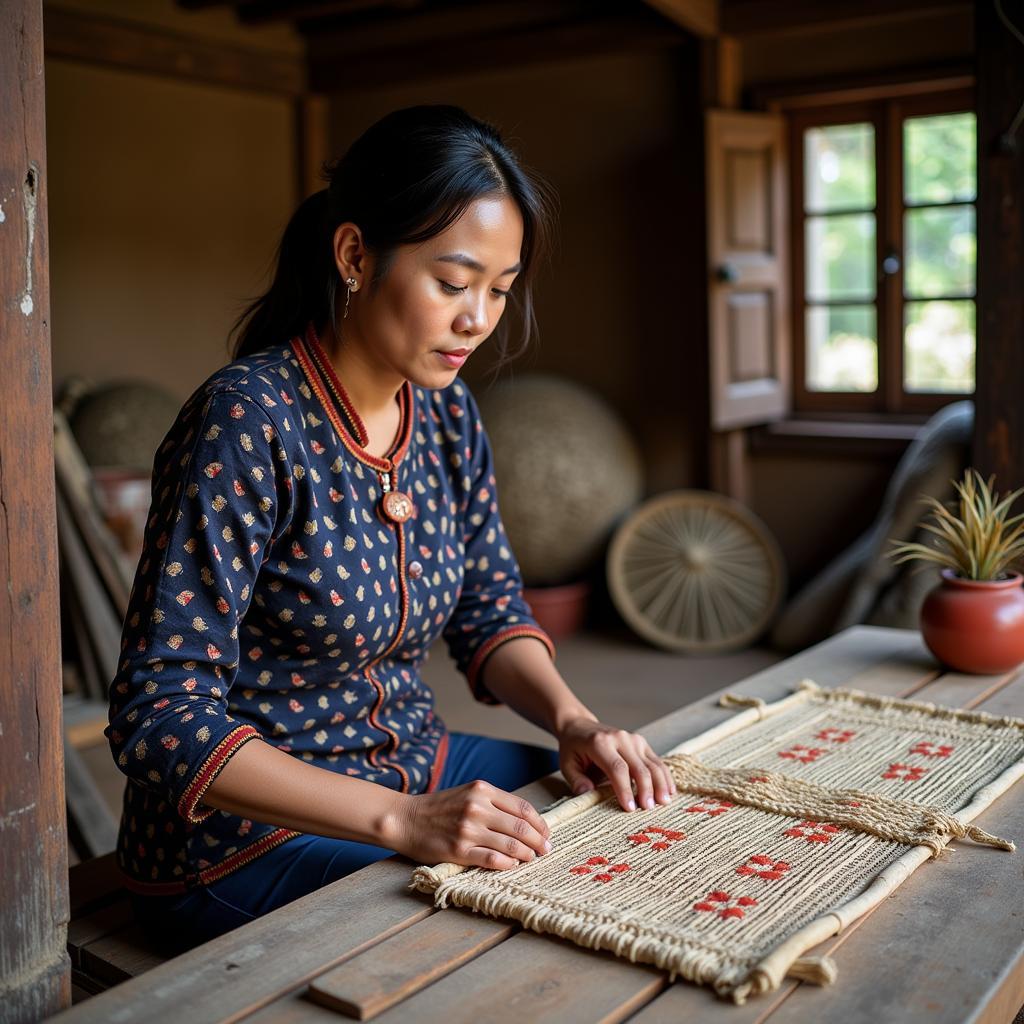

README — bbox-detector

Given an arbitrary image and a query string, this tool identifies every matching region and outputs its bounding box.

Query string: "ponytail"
[231,190,335,359]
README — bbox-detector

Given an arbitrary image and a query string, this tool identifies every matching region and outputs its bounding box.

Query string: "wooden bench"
[67,852,177,999]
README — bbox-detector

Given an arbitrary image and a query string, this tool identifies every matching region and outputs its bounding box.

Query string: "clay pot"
[920,569,1024,674]
[523,581,590,640]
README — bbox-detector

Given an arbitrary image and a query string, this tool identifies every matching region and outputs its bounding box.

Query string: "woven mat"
[412,680,1024,1003]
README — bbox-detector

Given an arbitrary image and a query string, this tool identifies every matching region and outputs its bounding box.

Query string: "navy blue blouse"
[106,328,554,893]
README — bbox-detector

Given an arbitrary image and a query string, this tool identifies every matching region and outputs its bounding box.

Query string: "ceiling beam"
[720,0,969,36]
[298,1,592,51]
[641,0,718,38]
[235,0,420,26]
[43,7,307,95]
[307,8,687,90]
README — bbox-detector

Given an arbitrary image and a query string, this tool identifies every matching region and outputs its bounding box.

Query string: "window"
[790,89,976,415]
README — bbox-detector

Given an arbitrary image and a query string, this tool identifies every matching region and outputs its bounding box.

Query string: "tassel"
[787,955,838,986]
[963,823,1016,852]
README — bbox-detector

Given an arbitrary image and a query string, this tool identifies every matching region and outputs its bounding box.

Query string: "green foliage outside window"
[802,111,976,396]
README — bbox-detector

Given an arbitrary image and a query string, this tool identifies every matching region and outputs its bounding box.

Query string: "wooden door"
[706,109,790,430]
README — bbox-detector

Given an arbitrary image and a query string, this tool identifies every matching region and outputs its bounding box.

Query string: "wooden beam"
[236,0,414,25]
[721,0,969,37]
[973,0,1024,491]
[1,0,71,1018]
[303,0,594,55]
[296,93,331,200]
[642,0,718,38]
[308,9,685,90]
[700,33,740,107]
[43,6,307,96]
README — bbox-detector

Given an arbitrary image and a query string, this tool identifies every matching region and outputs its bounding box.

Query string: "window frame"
[788,85,976,417]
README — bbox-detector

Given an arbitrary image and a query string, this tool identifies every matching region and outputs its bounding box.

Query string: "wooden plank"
[760,667,1024,1024]
[62,695,112,750]
[54,411,132,619]
[1,2,71,1018]
[64,584,108,704]
[641,626,934,754]
[368,931,666,1024]
[42,6,307,96]
[64,737,119,861]
[67,900,135,967]
[79,924,171,986]
[308,914,514,1020]
[68,852,123,918]
[56,487,123,685]
[975,0,1024,492]
[47,857,436,1024]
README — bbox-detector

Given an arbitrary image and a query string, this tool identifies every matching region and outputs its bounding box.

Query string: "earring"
[343,277,358,320]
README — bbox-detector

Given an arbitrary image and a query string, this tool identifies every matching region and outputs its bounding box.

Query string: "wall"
[329,45,708,496]
[45,0,299,407]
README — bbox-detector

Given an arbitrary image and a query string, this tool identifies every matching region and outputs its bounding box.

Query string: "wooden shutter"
[706,109,790,430]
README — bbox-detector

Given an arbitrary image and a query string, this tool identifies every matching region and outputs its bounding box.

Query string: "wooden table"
[52,627,1024,1024]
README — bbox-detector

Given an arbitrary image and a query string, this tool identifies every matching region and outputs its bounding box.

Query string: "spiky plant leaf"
[889,470,1024,580]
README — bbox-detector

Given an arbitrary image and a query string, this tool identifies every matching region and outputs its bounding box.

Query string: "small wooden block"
[309,912,513,1020]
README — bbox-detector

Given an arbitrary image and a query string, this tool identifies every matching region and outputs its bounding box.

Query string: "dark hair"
[231,105,555,361]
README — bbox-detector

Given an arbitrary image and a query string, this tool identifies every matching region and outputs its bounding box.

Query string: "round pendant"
[381,490,414,523]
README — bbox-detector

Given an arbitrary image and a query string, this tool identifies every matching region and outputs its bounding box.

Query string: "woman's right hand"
[391,780,552,870]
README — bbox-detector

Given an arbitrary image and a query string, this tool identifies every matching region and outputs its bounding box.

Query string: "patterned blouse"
[106,327,554,894]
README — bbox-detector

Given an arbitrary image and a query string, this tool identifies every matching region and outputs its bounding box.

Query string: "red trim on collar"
[296,325,413,471]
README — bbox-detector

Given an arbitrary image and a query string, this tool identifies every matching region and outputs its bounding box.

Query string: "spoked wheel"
[607,491,785,654]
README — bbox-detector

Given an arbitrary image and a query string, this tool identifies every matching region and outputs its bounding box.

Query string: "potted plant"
[890,470,1024,674]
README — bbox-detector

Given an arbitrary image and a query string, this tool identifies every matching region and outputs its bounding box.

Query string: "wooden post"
[974,0,1024,490]
[296,93,331,201]
[1,1,71,1020]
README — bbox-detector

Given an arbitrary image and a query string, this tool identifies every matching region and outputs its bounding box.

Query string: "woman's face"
[341,194,525,390]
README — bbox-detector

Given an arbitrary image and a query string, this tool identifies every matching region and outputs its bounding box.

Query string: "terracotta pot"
[920,569,1024,674]
[522,581,590,640]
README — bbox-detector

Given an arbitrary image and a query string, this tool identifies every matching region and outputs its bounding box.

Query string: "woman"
[107,105,675,944]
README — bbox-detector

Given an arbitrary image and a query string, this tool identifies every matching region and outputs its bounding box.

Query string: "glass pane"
[904,300,975,393]
[905,112,976,205]
[805,214,876,302]
[804,123,875,213]
[905,204,976,298]
[806,305,878,392]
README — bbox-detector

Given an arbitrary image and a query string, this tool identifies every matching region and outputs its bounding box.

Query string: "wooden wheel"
[607,491,785,654]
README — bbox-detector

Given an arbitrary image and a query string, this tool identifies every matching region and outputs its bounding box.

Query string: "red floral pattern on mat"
[569,856,632,883]
[882,763,928,782]
[685,798,734,817]
[910,741,954,758]
[736,854,791,881]
[627,827,686,851]
[694,890,758,920]
[778,745,825,763]
[815,727,857,743]
[784,820,841,843]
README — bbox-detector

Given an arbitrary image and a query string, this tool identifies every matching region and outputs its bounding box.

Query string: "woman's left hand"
[557,717,678,811]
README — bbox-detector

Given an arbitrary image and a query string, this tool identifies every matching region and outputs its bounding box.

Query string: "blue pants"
[130,732,559,945]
